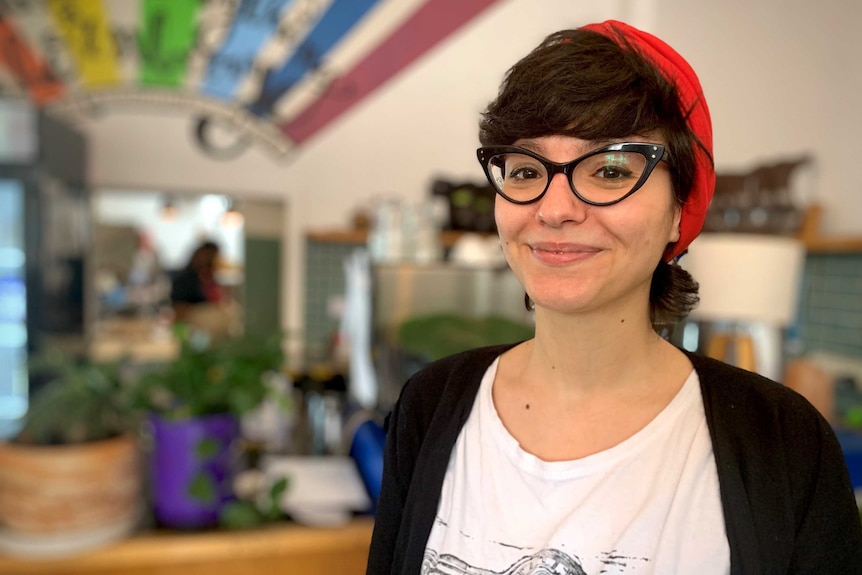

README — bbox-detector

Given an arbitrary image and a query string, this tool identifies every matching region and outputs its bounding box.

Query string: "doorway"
[90,188,286,361]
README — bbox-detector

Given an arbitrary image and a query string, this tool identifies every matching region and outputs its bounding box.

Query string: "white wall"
[649,0,862,223]
[79,0,862,363]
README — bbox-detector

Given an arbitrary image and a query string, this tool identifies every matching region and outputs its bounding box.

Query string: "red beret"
[582,20,715,262]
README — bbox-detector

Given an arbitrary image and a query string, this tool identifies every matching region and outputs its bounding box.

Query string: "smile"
[529,243,602,265]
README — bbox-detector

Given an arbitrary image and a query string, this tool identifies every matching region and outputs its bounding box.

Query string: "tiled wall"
[304,240,357,363]
[797,253,862,359]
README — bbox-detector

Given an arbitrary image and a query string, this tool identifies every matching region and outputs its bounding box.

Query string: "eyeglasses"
[476,142,668,206]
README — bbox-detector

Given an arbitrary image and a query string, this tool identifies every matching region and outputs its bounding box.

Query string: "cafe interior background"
[0,0,861,569]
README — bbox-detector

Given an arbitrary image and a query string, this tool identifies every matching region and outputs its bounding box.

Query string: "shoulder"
[688,352,824,425]
[688,351,840,473]
[689,353,862,567]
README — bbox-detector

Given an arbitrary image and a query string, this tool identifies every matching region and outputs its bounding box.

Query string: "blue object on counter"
[349,418,387,510]
[836,429,862,490]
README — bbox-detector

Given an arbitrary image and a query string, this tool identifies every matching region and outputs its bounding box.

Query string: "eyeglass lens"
[487,151,650,204]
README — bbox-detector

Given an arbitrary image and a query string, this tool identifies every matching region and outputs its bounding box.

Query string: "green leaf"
[219,500,264,530]
[270,477,289,500]
[187,471,218,504]
[195,437,221,460]
[17,351,131,445]
[131,332,285,418]
[264,477,289,520]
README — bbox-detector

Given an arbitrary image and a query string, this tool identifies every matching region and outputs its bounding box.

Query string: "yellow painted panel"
[47,0,119,87]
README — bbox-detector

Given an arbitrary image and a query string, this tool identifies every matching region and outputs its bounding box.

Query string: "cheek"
[494,201,530,272]
[494,199,518,245]
[615,204,677,255]
[626,193,681,248]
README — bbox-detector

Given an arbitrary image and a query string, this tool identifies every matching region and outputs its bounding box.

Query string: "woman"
[367,20,862,575]
[170,240,240,340]
[170,240,226,321]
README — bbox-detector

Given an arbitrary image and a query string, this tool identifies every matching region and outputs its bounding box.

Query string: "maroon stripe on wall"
[281,0,502,144]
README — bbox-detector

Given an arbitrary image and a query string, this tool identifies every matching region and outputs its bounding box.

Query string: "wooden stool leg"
[706,333,730,363]
[705,331,757,373]
[734,334,757,373]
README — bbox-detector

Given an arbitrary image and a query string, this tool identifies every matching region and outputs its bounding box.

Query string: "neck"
[523,298,678,397]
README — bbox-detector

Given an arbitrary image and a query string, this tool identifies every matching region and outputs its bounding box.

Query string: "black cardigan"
[367,344,862,575]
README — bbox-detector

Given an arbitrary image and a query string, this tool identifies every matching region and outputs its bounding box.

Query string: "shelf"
[798,204,862,254]
[306,229,369,245]
[802,237,862,254]
[306,229,496,249]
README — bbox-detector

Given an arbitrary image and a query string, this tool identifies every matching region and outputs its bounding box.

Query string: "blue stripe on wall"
[248,0,380,116]
[202,0,294,100]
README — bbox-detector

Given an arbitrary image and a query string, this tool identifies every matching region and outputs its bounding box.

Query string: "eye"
[592,156,633,180]
[595,165,632,180]
[503,154,545,183]
[509,166,542,181]
[581,153,638,184]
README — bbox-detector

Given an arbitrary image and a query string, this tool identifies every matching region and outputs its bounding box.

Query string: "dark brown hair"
[482,28,700,326]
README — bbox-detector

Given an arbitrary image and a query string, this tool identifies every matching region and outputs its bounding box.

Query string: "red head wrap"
[582,20,715,262]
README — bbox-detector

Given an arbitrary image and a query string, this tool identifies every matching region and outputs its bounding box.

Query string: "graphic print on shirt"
[424,520,652,575]
[422,548,587,575]
[422,548,652,575]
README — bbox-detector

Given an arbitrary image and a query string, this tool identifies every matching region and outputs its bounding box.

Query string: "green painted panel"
[139,0,198,87]
[244,237,281,339]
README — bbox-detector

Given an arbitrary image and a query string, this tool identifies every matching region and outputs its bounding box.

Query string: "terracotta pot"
[0,435,142,534]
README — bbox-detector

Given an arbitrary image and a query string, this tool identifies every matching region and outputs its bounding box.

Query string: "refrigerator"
[0,100,88,438]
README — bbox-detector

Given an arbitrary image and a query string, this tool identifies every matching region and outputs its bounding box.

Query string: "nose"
[535,172,588,226]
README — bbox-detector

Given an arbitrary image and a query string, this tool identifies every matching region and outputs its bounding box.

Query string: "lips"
[529,242,602,265]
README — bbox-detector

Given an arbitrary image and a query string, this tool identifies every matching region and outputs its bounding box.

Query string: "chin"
[523,271,598,303]
[527,287,597,314]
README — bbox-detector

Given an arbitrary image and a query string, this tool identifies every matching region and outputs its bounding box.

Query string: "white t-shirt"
[424,358,730,575]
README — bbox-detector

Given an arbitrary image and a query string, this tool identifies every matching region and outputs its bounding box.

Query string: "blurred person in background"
[170,240,238,340]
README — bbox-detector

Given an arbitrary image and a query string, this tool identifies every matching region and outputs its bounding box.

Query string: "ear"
[668,205,682,243]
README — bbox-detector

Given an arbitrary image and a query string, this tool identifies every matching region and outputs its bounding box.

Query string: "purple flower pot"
[149,412,240,529]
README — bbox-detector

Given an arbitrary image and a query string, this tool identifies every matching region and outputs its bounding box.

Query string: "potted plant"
[131,329,286,529]
[0,352,143,556]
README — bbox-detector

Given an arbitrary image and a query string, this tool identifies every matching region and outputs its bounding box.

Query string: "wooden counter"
[0,518,374,575]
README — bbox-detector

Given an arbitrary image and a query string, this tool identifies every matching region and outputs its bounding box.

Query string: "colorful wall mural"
[0,0,502,159]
